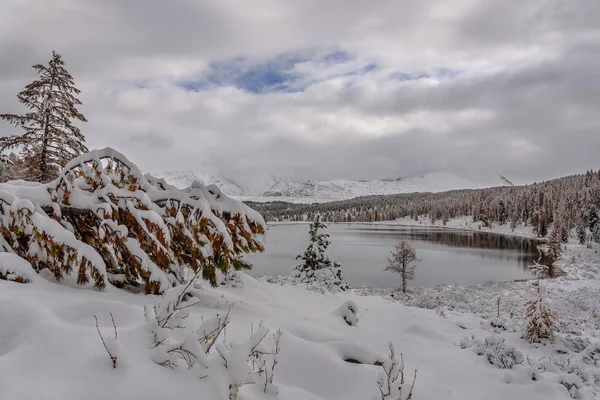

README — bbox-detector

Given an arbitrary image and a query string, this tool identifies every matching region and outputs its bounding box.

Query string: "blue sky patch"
[177,50,377,94]
[390,68,462,82]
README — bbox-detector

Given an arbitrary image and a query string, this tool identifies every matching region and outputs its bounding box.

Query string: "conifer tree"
[546,223,562,267]
[384,241,419,293]
[293,214,349,292]
[0,51,87,182]
[522,254,556,342]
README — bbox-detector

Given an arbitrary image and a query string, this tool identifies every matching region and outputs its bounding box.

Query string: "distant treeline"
[246,170,600,242]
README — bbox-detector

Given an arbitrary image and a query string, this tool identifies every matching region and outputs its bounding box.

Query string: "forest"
[248,171,600,243]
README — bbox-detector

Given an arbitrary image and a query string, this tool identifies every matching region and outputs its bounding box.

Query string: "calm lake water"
[243,223,543,288]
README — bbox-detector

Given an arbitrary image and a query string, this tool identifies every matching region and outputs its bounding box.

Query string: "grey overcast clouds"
[0,0,598,184]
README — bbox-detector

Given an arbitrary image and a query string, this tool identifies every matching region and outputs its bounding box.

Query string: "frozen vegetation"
[1,178,600,399]
[2,46,597,400]
[1,151,599,399]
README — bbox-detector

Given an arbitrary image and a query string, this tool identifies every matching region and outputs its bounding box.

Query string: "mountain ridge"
[152,170,505,203]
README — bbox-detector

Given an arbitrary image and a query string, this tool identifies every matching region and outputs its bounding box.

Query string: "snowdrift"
[0,148,265,293]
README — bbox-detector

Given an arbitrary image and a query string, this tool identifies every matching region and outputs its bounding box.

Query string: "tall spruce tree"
[0,51,87,182]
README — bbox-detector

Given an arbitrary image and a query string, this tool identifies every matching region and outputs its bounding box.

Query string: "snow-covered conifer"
[293,214,349,292]
[522,257,556,343]
[0,148,265,292]
[522,288,556,343]
[0,52,87,182]
[384,241,419,293]
[547,224,563,266]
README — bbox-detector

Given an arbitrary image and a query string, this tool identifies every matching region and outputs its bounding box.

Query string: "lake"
[243,223,543,288]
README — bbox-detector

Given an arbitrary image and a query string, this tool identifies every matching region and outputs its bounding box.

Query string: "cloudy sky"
[0,0,598,184]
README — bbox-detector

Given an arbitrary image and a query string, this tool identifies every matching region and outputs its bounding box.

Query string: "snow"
[154,170,506,204]
[1,175,599,400]
[0,147,266,291]
[0,253,37,283]
[2,253,598,399]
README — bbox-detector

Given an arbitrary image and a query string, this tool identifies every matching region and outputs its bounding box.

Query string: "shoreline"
[262,217,600,338]
[267,217,546,241]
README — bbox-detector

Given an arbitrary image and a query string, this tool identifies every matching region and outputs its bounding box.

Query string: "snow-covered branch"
[0,147,265,292]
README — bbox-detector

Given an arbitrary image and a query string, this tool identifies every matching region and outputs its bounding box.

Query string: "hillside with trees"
[248,171,600,243]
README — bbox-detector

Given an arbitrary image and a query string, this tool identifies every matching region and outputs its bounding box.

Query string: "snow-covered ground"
[154,171,505,203]
[3,268,597,400]
[1,217,599,399]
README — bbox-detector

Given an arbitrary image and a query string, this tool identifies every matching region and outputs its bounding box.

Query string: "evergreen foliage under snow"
[0,51,88,183]
[0,148,265,292]
[292,214,349,292]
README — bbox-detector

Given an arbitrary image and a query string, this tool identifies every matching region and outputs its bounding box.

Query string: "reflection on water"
[244,223,543,288]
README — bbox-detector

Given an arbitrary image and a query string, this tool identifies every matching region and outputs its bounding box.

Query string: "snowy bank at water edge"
[1,255,598,399]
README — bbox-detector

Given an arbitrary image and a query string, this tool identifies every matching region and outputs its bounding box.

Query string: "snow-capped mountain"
[152,170,498,203]
[154,171,248,197]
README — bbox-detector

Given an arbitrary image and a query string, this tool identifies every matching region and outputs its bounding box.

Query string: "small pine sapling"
[374,343,417,400]
[293,214,349,292]
[522,254,556,343]
[94,313,121,368]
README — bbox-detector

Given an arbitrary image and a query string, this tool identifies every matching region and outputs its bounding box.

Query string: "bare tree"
[0,51,87,182]
[384,241,419,293]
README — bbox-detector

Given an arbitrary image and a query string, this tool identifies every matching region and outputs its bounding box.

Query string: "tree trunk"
[39,73,56,182]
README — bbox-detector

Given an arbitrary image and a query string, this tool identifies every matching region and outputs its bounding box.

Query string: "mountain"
[152,170,495,203]
[154,171,248,197]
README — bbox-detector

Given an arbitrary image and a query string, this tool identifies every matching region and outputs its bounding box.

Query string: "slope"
[0,269,583,400]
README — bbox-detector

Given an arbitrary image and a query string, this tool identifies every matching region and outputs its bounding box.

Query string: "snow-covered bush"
[215,323,283,398]
[481,316,517,334]
[219,269,243,288]
[0,148,265,292]
[293,214,349,293]
[556,373,585,399]
[334,300,359,327]
[459,334,478,350]
[460,335,524,369]
[373,343,417,400]
[523,289,557,343]
[482,336,524,369]
[580,342,600,366]
[145,278,283,398]
[144,278,209,370]
[435,305,447,318]
[554,335,591,353]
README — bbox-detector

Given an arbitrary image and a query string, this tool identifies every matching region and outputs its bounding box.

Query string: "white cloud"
[0,0,599,184]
